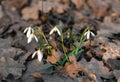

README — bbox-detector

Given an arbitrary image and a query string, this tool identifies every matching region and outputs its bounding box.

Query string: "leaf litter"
[0,0,120,82]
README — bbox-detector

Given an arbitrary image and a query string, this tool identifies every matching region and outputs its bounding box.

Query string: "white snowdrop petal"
[34,35,38,42]
[31,28,34,33]
[23,28,28,33]
[84,31,88,36]
[87,31,90,39]
[54,27,58,31]
[26,27,32,38]
[57,29,61,36]
[27,34,33,43]
[49,28,54,35]
[90,32,95,37]
[49,26,62,36]
[37,50,43,62]
[32,51,37,58]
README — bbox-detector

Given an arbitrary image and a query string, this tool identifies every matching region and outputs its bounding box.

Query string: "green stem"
[40,31,49,44]
[61,35,69,62]
[75,27,89,55]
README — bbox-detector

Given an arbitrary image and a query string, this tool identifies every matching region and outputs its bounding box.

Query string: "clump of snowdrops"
[23,24,95,66]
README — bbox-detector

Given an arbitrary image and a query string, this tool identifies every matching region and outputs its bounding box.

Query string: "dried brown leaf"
[31,72,44,82]
[88,71,97,81]
[64,63,78,78]
[0,57,25,79]
[102,42,120,61]
[19,52,32,64]
[64,55,80,78]
[32,72,42,79]
[0,6,4,18]
[38,1,69,13]
[22,7,39,20]
[118,77,120,82]
[2,0,27,9]
[62,0,70,3]
[49,40,57,49]
[80,58,113,82]
[113,70,120,79]
[71,0,84,9]
[46,49,61,64]
[87,0,109,19]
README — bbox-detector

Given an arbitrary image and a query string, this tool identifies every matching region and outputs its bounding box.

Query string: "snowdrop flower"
[32,49,43,62]
[49,26,61,36]
[27,33,38,43]
[84,30,95,40]
[24,26,34,38]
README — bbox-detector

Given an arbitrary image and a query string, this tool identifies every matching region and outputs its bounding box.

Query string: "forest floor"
[0,0,120,82]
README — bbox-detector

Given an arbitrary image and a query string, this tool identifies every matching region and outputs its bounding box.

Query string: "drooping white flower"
[84,30,95,40]
[24,26,34,38]
[32,50,43,62]
[27,33,38,43]
[49,26,61,36]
